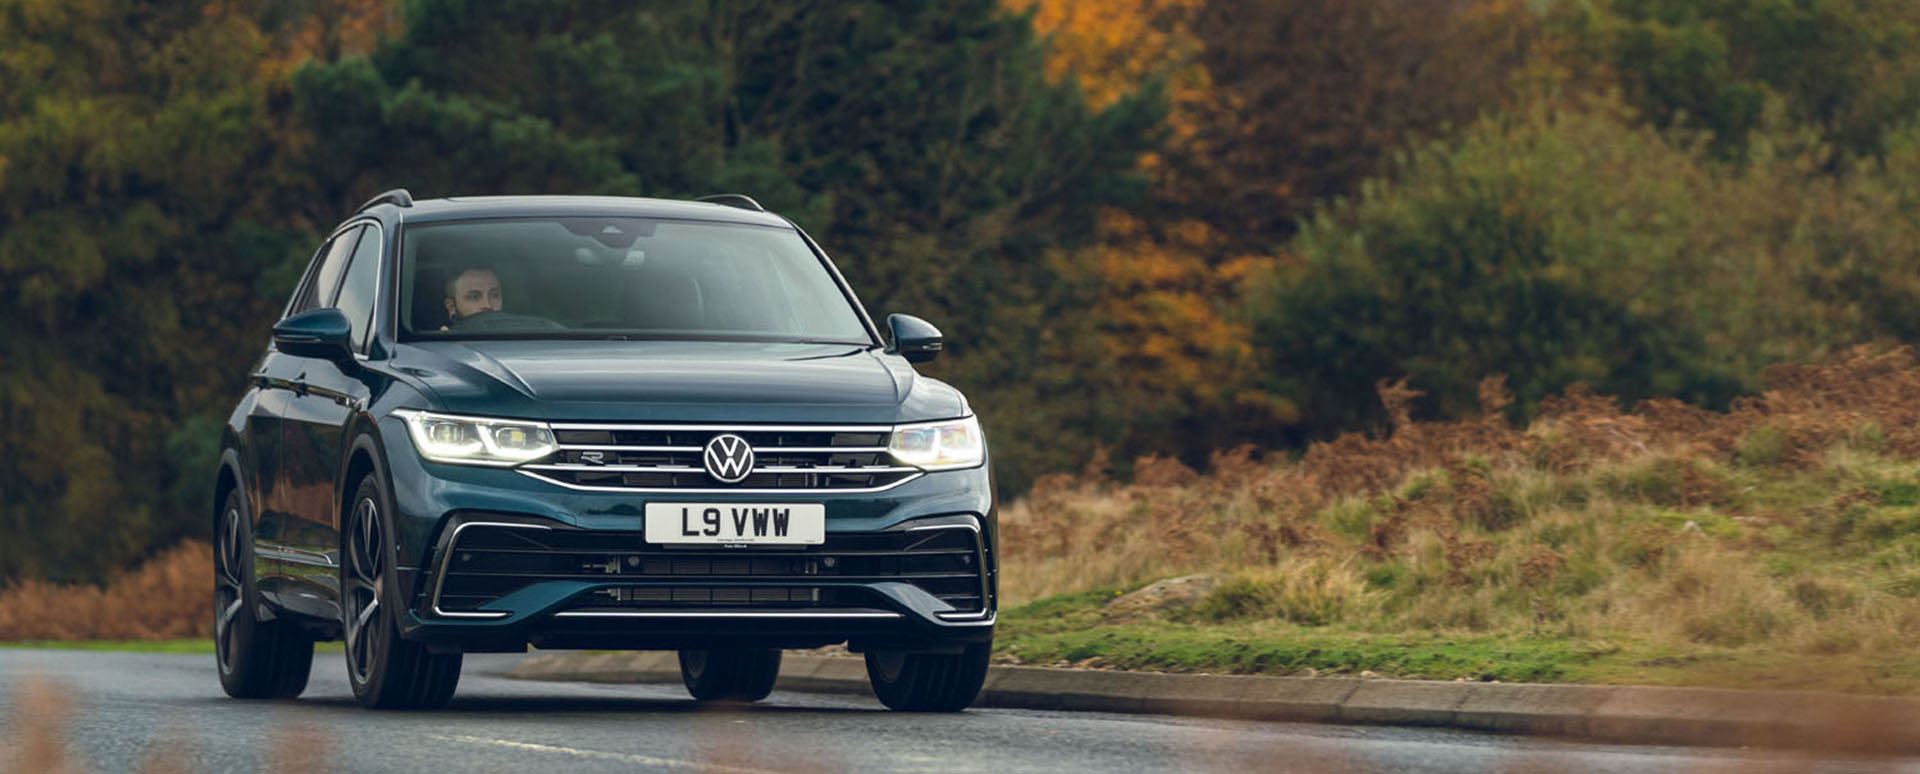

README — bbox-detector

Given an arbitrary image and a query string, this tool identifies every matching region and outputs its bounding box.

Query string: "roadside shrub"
[1848,422,1889,453]
[1788,576,1859,620]
[1194,562,1370,626]
[1736,426,1791,468]
[1245,99,1834,438]
[1887,572,1920,599]
[1870,479,1920,507]
[0,541,210,640]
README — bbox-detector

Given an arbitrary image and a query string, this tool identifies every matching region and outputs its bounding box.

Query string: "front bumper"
[376,418,998,653]
[398,512,996,653]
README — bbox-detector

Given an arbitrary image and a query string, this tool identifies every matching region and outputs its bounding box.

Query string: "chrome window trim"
[429,520,553,619]
[518,469,924,494]
[346,218,387,356]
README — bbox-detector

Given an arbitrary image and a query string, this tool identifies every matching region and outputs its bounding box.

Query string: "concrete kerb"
[1451,682,1616,738]
[1336,680,1476,727]
[507,652,1920,755]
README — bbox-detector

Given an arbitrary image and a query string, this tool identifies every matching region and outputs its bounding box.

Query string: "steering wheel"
[446,311,567,332]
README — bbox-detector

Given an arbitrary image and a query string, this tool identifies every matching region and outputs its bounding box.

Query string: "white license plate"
[644,503,825,545]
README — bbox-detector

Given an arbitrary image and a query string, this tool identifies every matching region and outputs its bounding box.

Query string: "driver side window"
[287,225,366,316]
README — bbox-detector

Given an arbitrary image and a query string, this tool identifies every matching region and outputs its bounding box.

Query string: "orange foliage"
[1080,209,1284,421]
[1015,0,1288,437]
[0,541,211,640]
[1009,0,1205,110]
[261,0,397,77]
[1006,345,1920,587]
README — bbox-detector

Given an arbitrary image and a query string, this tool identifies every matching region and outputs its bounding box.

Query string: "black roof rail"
[695,193,765,212]
[356,188,414,213]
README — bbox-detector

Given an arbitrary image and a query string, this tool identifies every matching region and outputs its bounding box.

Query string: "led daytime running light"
[888,416,985,471]
[393,409,557,466]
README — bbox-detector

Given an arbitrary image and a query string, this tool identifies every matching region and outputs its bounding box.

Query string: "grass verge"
[996,350,1920,696]
[995,590,1920,695]
[0,639,345,654]
[0,639,218,654]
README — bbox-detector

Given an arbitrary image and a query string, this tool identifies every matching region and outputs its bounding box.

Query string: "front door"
[254,226,363,610]
[278,222,384,618]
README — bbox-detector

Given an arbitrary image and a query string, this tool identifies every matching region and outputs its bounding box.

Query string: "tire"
[865,640,991,712]
[215,488,315,700]
[678,648,782,702]
[342,474,462,709]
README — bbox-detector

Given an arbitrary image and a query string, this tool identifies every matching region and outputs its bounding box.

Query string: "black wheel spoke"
[214,506,246,673]
[216,597,241,649]
[345,496,383,684]
[217,508,244,587]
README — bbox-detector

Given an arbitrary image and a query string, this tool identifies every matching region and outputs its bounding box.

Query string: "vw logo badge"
[703,434,755,484]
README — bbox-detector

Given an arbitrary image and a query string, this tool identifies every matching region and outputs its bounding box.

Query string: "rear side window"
[333,226,383,351]
[290,225,365,315]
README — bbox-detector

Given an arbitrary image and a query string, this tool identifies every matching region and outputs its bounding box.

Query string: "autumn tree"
[0,1,326,581]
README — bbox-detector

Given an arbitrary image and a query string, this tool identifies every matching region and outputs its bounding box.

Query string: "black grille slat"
[434,524,989,616]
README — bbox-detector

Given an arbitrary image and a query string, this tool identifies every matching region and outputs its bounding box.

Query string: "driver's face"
[444,269,503,321]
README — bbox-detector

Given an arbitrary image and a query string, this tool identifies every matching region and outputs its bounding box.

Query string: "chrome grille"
[520,423,921,492]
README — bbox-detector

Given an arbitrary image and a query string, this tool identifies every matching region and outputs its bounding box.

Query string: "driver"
[442,265,503,327]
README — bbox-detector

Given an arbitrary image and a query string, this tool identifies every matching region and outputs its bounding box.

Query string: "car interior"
[400,218,832,338]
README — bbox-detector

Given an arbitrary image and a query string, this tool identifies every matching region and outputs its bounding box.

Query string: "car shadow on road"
[243,694,880,716]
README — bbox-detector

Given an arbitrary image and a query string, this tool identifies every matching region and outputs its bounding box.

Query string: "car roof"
[388,195,795,228]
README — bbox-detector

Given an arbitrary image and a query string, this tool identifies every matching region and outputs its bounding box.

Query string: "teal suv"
[213,191,995,710]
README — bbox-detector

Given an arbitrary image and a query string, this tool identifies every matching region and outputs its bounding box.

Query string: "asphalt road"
[1,649,1914,774]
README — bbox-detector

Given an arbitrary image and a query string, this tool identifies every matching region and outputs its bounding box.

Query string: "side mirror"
[886,313,944,364]
[273,308,355,363]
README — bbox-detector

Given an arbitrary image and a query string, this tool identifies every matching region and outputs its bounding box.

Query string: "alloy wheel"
[344,497,385,685]
[213,505,246,676]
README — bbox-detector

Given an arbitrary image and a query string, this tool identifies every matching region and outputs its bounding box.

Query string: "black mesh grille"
[431,523,989,615]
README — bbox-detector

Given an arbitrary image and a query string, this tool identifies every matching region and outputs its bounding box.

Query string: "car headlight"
[888,416,985,470]
[392,409,557,466]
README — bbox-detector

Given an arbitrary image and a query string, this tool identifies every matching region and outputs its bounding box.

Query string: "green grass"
[1,639,218,653]
[0,639,344,654]
[994,591,1920,694]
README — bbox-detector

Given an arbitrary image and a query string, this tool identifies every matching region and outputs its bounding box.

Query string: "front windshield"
[398,217,873,344]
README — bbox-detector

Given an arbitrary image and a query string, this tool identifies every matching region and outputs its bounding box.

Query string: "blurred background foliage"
[6,0,1920,582]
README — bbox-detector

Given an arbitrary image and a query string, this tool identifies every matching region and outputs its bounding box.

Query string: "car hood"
[387,339,968,423]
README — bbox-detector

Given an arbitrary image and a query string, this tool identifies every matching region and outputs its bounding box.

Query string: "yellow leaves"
[1007,0,1214,166]
[1060,208,1280,418]
[264,0,398,77]
[1009,0,1205,109]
